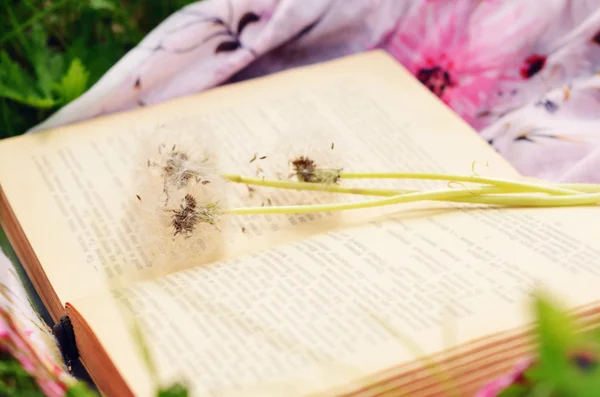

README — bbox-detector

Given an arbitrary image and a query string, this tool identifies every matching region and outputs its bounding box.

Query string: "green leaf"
[65,382,100,397]
[533,292,600,397]
[0,51,57,108]
[26,24,64,98]
[53,58,89,104]
[523,365,543,383]
[88,0,117,12]
[497,384,531,397]
[535,293,576,378]
[157,383,189,397]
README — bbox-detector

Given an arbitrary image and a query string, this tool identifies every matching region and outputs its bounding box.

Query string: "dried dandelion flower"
[169,193,222,237]
[290,155,342,184]
[285,131,344,184]
[132,175,229,276]
[225,132,347,229]
[250,129,346,186]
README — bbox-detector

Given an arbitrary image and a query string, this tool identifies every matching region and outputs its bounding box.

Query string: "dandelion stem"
[221,174,407,196]
[338,172,582,196]
[226,189,600,215]
[558,183,600,193]
[225,186,503,215]
[451,192,600,207]
[223,173,531,199]
[222,174,600,215]
[223,173,595,199]
[222,174,600,204]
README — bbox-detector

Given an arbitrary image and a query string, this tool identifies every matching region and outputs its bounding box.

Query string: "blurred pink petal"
[474,359,533,397]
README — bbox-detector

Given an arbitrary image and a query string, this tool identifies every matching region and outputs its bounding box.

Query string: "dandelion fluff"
[274,130,346,185]
[134,119,219,206]
[134,173,229,274]
[130,120,228,276]
[232,130,347,230]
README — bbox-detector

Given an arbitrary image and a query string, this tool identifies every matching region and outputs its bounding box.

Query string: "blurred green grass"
[0,0,197,139]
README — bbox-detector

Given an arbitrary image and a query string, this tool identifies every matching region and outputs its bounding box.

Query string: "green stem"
[222,175,600,214]
[221,174,410,196]
[227,188,600,215]
[222,173,531,199]
[222,174,600,206]
[226,189,600,215]
[338,172,581,196]
[558,183,600,193]
[226,186,503,215]
[454,192,600,207]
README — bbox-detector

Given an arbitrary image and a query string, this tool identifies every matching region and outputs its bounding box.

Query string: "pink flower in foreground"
[376,0,535,129]
[0,306,72,397]
[474,359,533,397]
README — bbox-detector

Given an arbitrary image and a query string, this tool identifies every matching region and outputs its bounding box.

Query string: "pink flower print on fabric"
[474,359,533,397]
[477,2,600,124]
[0,306,72,397]
[377,0,535,129]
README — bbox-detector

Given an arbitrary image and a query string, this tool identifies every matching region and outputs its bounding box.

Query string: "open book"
[1,50,600,397]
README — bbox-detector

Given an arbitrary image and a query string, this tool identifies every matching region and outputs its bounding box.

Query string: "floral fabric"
[0,248,71,396]
[9,0,600,395]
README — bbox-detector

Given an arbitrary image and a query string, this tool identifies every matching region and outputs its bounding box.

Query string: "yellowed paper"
[73,201,600,397]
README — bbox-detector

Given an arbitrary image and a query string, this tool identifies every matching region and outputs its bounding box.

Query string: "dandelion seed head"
[257,130,346,185]
[130,120,228,274]
[232,131,346,221]
[133,177,228,273]
[290,155,341,184]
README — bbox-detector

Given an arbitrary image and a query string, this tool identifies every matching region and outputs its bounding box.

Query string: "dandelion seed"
[250,153,257,163]
[138,124,219,205]
[162,149,202,188]
[136,195,142,201]
[331,142,335,150]
[259,156,267,160]
[291,156,316,181]
[169,194,221,237]
[170,194,199,236]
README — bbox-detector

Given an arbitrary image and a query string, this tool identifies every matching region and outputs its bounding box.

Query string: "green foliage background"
[0,0,196,139]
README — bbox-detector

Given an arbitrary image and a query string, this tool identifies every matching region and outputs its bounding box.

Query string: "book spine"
[52,315,96,389]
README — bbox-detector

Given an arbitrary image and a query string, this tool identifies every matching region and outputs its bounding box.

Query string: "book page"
[71,200,600,397]
[0,50,518,307]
